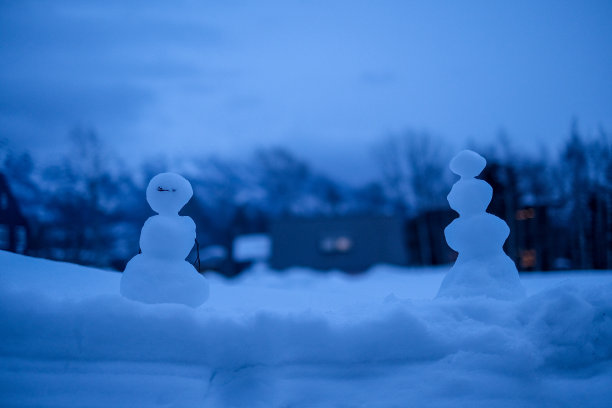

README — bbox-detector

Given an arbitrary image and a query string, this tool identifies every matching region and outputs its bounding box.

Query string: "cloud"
[0,80,152,125]
[0,0,228,151]
[1,0,611,183]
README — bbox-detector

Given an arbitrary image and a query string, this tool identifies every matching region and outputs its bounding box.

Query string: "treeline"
[1,124,610,271]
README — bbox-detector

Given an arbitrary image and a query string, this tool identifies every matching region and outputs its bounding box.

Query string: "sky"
[1,0,611,184]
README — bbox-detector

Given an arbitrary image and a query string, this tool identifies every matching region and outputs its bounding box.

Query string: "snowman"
[120,172,209,307]
[436,150,525,300]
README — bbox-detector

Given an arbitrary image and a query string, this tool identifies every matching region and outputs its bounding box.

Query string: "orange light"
[515,208,535,221]
[335,237,353,252]
[520,249,537,268]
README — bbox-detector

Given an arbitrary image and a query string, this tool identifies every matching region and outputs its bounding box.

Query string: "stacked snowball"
[120,173,209,307]
[437,150,525,300]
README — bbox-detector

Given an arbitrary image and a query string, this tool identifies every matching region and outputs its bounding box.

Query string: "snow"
[438,150,525,300]
[121,172,209,307]
[1,250,612,407]
[449,149,487,178]
[232,234,271,262]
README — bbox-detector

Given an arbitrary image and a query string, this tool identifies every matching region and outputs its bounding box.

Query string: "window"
[515,208,535,221]
[520,249,537,268]
[320,235,353,254]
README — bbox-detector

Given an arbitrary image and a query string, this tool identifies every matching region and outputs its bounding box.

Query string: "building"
[513,205,552,270]
[0,173,29,254]
[269,216,408,272]
[405,209,457,266]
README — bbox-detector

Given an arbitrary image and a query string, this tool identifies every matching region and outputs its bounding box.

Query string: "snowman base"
[437,254,525,300]
[120,255,209,307]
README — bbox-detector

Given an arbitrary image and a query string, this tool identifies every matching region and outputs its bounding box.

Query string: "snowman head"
[449,150,486,179]
[146,173,193,215]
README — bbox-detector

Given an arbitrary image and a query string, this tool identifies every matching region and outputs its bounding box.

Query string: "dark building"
[477,160,609,271]
[588,193,612,270]
[269,216,408,272]
[513,205,554,271]
[406,209,457,266]
[0,173,29,254]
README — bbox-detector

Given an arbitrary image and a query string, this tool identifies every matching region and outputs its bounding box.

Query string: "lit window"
[335,236,352,252]
[520,249,537,268]
[515,208,535,221]
[320,235,353,254]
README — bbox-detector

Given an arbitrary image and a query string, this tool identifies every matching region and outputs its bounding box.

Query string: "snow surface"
[1,250,612,407]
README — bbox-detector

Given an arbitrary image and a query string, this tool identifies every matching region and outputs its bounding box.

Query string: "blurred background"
[1,0,611,275]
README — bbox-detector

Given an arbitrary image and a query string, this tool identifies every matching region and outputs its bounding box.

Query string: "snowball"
[447,179,492,216]
[120,255,209,307]
[444,213,509,256]
[146,173,193,216]
[140,215,196,260]
[449,149,486,178]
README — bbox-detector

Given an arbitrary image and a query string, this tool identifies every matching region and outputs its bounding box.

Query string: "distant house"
[0,173,29,254]
[269,216,408,272]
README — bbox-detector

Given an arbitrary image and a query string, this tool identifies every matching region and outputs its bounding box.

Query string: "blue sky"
[1,0,611,183]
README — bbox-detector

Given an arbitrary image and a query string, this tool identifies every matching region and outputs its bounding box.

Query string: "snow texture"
[437,150,526,300]
[120,173,209,307]
[1,250,612,407]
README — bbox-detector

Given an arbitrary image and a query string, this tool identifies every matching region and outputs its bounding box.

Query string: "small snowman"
[437,150,525,300]
[120,173,209,307]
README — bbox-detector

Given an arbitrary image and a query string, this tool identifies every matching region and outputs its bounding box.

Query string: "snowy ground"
[1,250,612,407]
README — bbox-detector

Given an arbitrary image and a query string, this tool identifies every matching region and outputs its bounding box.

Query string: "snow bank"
[1,251,612,407]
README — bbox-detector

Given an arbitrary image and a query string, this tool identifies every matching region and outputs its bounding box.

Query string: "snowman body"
[140,215,196,259]
[120,173,209,307]
[437,150,525,300]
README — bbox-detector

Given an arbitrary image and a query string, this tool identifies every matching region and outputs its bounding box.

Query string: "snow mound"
[1,251,612,407]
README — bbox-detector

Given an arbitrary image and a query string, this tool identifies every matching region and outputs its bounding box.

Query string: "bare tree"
[375,131,453,264]
[562,125,591,268]
[39,127,119,265]
[585,129,612,268]
[375,131,452,213]
[558,122,612,269]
